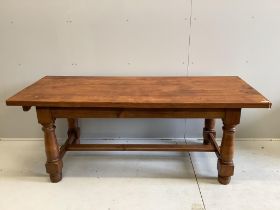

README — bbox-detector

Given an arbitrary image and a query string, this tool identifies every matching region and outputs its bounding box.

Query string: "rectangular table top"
[6,76,271,109]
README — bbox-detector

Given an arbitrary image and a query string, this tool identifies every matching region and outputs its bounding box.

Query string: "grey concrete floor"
[0,139,279,210]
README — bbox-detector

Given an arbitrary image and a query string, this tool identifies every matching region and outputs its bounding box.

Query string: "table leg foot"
[217,158,234,185]
[218,175,231,185]
[49,172,62,183]
[45,159,63,183]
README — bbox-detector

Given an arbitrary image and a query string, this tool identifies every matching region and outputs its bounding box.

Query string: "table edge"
[6,100,272,109]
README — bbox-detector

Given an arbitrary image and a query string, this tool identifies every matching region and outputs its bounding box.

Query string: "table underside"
[49,107,223,156]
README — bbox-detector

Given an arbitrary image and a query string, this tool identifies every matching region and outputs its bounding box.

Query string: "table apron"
[45,107,229,119]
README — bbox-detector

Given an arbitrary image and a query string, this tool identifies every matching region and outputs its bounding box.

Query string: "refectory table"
[6,76,271,184]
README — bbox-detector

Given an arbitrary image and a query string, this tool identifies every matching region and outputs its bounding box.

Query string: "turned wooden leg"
[42,123,63,182]
[67,118,80,144]
[218,109,241,185]
[203,119,216,145]
[37,108,63,183]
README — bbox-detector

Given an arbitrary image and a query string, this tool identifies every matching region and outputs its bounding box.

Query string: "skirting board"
[0,137,279,141]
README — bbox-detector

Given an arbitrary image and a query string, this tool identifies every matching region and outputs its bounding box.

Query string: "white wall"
[0,0,279,139]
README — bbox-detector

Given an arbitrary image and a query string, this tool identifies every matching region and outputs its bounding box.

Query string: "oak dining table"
[6,76,271,184]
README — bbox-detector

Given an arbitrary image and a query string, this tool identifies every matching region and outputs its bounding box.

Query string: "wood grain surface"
[6,76,271,108]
